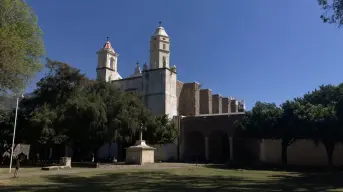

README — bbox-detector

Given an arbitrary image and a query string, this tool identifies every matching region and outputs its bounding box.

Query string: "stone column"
[205,136,209,161]
[200,89,212,114]
[229,137,233,161]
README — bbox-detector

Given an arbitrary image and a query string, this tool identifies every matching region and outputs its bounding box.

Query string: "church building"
[96,23,245,119]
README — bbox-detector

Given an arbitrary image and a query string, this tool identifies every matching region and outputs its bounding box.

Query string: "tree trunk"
[281,140,288,165]
[324,142,335,167]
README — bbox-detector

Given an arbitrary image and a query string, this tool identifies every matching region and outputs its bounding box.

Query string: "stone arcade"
[96,23,246,163]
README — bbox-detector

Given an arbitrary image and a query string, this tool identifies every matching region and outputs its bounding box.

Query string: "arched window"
[162,56,167,67]
[110,58,115,69]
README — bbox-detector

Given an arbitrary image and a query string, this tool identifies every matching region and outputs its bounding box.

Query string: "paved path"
[0,163,198,180]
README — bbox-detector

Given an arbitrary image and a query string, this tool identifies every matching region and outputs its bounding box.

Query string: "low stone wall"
[262,139,343,166]
[152,143,178,162]
[97,142,118,159]
[2,144,30,158]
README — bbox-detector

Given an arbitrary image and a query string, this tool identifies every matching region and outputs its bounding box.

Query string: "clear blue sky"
[26,0,343,110]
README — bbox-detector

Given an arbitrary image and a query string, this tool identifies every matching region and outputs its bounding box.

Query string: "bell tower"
[143,22,177,119]
[96,37,122,82]
[149,22,170,69]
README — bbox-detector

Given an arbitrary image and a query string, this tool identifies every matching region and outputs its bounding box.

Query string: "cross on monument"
[139,123,146,141]
[159,21,162,27]
[106,36,109,41]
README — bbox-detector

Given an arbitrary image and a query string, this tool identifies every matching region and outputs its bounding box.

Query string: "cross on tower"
[106,36,109,41]
[159,21,162,27]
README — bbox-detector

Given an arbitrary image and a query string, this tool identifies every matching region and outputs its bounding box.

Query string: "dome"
[152,22,169,37]
[103,40,116,53]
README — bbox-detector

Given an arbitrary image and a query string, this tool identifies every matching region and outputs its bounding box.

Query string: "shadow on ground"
[2,169,343,192]
[205,163,343,172]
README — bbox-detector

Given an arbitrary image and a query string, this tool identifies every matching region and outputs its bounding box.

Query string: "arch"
[208,130,229,163]
[184,131,205,162]
[162,56,167,67]
[110,58,115,69]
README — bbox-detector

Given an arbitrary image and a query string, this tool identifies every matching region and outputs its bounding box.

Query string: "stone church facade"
[96,23,246,118]
[95,23,246,162]
[7,24,343,166]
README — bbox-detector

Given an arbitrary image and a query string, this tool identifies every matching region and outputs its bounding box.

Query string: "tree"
[299,84,339,107]
[62,87,108,160]
[278,100,311,165]
[0,0,45,94]
[145,115,178,145]
[307,104,342,166]
[236,102,281,139]
[318,0,343,26]
[16,59,179,161]
[10,59,89,160]
[30,103,67,145]
[0,109,12,157]
[34,59,89,108]
[298,84,343,166]
[236,102,294,164]
[236,101,310,165]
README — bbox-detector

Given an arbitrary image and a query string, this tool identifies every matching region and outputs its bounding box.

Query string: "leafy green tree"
[34,59,89,108]
[298,84,343,166]
[299,84,339,107]
[236,102,293,164]
[318,0,343,26]
[0,109,12,156]
[278,100,310,165]
[145,115,178,145]
[30,103,67,145]
[11,59,88,158]
[236,102,281,139]
[15,59,179,161]
[62,87,107,160]
[0,0,45,94]
[307,104,341,166]
[237,101,310,165]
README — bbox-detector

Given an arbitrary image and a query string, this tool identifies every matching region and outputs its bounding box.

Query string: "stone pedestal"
[60,157,72,168]
[126,140,155,165]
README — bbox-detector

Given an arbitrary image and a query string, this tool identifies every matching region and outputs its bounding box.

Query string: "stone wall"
[200,89,212,114]
[221,97,230,113]
[142,69,166,115]
[261,139,343,166]
[164,69,178,118]
[2,144,30,158]
[176,80,184,114]
[152,143,178,162]
[178,82,200,116]
[113,76,143,93]
[212,94,222,114]
[230,99,238,113]
[97,142,118,159]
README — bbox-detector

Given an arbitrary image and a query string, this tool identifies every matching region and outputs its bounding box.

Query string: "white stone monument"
[60,157,72,168]
[126,124,155,165]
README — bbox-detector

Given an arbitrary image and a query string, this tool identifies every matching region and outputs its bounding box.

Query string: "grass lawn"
[1,165,343,191]
[0,167,40,174]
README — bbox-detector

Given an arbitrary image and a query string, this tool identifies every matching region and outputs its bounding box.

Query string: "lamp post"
[9,95,24,173]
